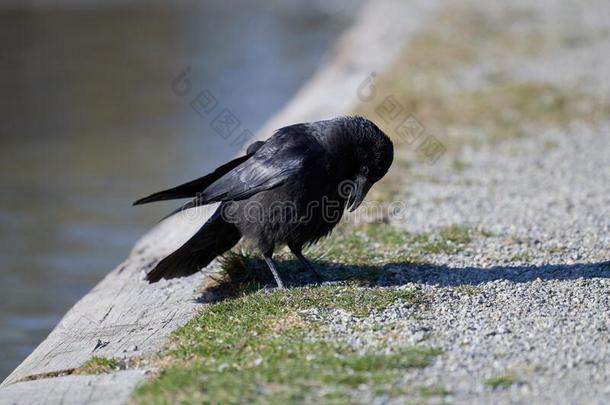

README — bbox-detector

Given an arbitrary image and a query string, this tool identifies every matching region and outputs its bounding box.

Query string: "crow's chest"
[233,176,347,250]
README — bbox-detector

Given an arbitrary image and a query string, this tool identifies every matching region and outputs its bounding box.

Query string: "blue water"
[0,0,357,379]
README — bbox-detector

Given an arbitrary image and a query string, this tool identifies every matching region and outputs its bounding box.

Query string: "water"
[0,0,356,379]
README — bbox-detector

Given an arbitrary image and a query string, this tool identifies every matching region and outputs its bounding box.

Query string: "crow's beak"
[347,175,373,212]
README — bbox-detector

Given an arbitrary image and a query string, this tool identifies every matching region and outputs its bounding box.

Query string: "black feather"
[133,140,265,206]
[145,207,241,282]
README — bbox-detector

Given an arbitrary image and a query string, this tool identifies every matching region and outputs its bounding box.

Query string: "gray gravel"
[318,1,610,403]
[313,276,609,404]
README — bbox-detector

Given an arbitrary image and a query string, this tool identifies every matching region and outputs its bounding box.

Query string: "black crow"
[134,116,393,288]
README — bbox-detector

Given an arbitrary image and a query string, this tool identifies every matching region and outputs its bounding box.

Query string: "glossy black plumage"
[135,116,393,287]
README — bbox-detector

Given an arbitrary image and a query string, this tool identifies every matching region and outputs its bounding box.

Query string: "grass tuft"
[454,285,482,296]
[419,385,451,397]
[416,225,474,255]
[75,356,121,375]
[439,224,472,245]
[485,374,520,389]
[510,252,532,262]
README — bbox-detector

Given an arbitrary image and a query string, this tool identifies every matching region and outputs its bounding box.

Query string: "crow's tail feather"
[146,208,241,283]
[134,141,266,207]
[133,154,252,206]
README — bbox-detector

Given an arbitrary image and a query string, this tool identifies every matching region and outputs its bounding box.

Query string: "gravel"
[318,1,610,403]
[316,277,610,404]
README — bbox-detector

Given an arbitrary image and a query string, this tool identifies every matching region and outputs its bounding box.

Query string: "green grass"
[478,228,496,238]
[439,224,472,244]
[454,285,482,296]
[321,222,430,265]
[410,224,474,255]
[207,222,484,296]
[419,385,451,397]
[76,356,121,375]
[485,374,520,389]
[133,285,440,404]
[314,223,475,263]
[451,159,470,172]
[510,252,533,262]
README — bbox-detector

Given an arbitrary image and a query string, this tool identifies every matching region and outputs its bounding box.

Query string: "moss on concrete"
[75,357,121,375]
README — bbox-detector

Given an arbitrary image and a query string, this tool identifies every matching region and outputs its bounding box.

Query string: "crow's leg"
[288,245,323,282]
[263,251,285,289]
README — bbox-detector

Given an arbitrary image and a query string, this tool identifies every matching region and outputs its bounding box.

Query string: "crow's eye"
[361,166,369,176]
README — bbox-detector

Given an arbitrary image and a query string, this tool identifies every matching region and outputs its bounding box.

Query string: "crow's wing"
[195,133,316,204]
[133,141,265,206]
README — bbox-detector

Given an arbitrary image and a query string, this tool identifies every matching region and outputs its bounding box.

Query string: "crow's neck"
[311,120,362,175]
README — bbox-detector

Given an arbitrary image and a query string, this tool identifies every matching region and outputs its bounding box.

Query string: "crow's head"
[343,116,394,211]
